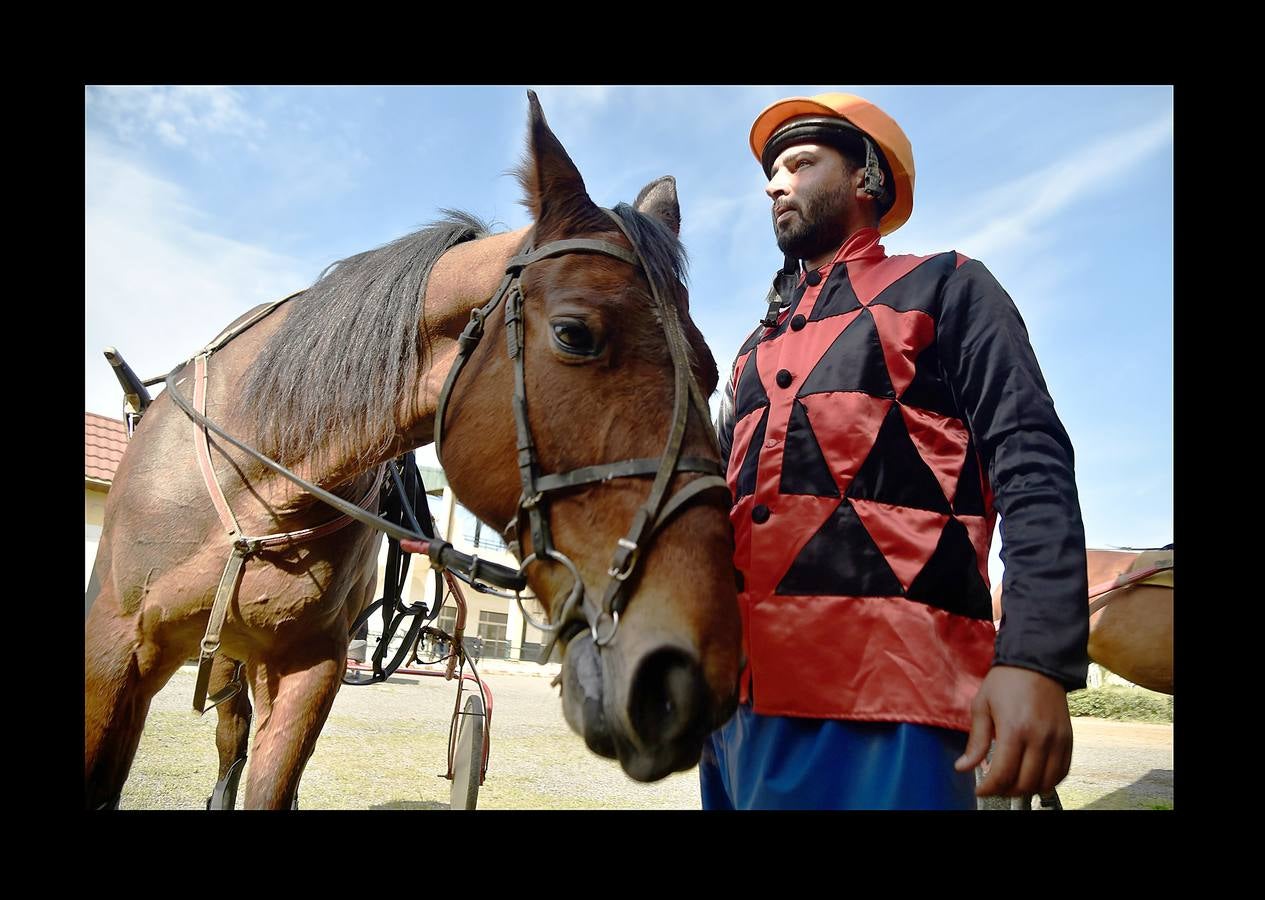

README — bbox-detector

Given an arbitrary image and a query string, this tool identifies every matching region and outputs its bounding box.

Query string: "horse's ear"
[521,90,602,239]
[634,175,681,236]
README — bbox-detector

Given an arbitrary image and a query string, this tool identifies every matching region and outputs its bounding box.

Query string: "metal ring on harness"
[591,610,619,646]
[515,549,584,635]
[607,538,640,582]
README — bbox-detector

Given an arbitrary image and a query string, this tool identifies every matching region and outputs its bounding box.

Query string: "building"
[85,413,127,592]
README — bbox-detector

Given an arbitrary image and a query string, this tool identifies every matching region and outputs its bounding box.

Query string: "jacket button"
[776,369,793,389]
[805,270,822,286]
[790,314,806,331]
[752,504,770,523]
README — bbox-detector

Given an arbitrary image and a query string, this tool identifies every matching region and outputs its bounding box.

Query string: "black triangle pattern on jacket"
[866,251,959,314]
[779,399,840,497]
[734,345,770,422]
[808,263,862,321]
[797,308,894,399]
[734,407,768,500]
[952,437,986,516]
[898,340,959,419]
[846,406,953,514]
[904,516,994,620]
[736,324,764,359]
[777,499,904,596]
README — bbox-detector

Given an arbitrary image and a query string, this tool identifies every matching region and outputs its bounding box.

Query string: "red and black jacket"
[717,227,1089,732]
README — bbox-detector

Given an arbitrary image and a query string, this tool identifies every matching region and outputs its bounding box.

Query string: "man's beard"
[773,181,849,261]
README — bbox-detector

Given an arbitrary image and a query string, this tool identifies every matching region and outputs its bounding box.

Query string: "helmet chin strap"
[761,253,800,328]
[862,136,887,203]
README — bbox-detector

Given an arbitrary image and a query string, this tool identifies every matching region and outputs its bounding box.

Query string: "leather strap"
[1087,562,1174,616]
[194,541,252,713]
[534,457,723,493]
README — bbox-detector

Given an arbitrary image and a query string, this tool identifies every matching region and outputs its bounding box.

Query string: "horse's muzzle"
[560,630,731,782]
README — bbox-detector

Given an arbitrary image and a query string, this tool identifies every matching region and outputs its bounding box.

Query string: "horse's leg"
[85,588,186,809]
[206,655,252,810]
[241,639,345,810]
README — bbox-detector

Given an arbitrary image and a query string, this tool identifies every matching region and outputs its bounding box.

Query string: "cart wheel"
[450,694,485,810]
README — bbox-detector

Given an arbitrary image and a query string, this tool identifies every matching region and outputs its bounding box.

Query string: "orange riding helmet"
[750,92,915,236]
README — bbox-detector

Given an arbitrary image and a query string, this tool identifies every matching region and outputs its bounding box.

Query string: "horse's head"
[437,92,741,781]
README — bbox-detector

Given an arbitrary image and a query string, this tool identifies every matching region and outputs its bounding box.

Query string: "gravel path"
[118,663,1172,810]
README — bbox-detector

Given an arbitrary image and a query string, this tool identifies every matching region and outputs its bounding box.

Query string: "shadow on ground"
[370,800,450,810]
[1082,769,1173,810]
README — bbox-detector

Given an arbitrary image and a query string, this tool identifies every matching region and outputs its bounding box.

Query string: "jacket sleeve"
[937,259,1089,691]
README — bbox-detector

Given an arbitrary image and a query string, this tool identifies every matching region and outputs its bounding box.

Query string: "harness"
[148,207,726,711]
[431,209,729,659]
[166,294,387,712]
[1087,547,1174,616]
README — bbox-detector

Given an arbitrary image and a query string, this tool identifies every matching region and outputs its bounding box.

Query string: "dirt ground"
[118,663,1173,810]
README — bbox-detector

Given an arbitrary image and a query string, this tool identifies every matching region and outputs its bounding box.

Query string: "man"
[703,92,1089,809]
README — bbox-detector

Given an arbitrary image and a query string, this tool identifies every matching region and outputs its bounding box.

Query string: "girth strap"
[194,541,253,713]
[181,346,386,713]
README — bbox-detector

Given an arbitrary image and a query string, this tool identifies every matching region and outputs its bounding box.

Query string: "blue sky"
[84,85,1174,583]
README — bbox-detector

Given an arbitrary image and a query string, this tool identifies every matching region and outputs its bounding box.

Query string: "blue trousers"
[699,704,976,810]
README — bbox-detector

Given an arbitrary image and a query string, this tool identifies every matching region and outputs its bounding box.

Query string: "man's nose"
[765,171,789,201]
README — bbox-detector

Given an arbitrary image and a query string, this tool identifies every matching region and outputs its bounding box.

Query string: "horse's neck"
[424,226,532,329]
[324,225,532,484]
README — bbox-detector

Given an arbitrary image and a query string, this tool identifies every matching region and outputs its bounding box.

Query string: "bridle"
[164,207,730,672]
[433,208,729,658]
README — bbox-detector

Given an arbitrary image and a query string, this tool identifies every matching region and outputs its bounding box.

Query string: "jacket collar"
[799,227,887,285]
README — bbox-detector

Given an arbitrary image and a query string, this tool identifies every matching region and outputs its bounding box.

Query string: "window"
[438,603,457,636]
[452,502,508,552]
[478,610,509,660]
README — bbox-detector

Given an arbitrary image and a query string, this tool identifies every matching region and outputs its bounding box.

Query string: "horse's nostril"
[629,648,707,750]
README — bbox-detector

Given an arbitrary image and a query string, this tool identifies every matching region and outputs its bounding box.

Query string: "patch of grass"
[1067,685,1173,723]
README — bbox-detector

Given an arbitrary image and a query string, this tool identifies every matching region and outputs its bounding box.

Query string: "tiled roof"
[86,413,128,484]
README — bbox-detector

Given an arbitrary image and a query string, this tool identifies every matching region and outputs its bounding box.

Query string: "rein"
[163,207,728,701]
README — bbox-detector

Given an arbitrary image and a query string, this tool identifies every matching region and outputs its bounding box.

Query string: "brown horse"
[85,92,742,809]
[991,546,1173,695]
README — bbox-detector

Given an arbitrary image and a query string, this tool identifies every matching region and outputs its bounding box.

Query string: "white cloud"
[85,137,306,417]
[894,109,1173,263]
[86,85,264,152]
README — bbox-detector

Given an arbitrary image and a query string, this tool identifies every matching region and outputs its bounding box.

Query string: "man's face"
[765,142,852,261]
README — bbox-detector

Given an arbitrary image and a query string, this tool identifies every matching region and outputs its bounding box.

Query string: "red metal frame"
[343,568,494,786]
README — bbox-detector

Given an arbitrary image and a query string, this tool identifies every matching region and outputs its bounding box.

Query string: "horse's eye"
[551,320,599,356]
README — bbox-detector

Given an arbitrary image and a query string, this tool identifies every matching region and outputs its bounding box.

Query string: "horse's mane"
[239,192,717,473]
[604,202,718,396]
[240,211,491,469]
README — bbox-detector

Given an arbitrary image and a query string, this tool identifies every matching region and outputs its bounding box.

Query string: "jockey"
[703,91,1090,809]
